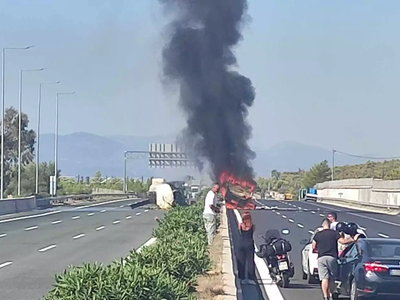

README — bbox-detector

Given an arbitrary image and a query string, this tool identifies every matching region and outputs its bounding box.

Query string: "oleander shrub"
[43,200,213,300]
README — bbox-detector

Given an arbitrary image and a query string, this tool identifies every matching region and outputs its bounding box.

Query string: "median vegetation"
[43,201,213,300]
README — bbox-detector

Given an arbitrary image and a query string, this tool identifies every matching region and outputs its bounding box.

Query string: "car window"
[344,244,358,258]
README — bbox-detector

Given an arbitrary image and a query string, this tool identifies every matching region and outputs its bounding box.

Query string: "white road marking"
[25,226,38,231]
[126,216,132,220]
[289,219,294,223]
[87,213,94,216]
[276,212,281,215]
[136,213,141,216]
[0,261,13,269]
[0,198,145,225]
[319,213,325,217]
[0,210,61,224]
[120,205,124,208]
[73,233,85,240]
[137,237,157,252]
[311,211,316,214]
[282,215,287,219]
[297,224,304,228]
[39,244,57,252]
[359,226,366,231]
[0,233,7,238]
[309,230,314,234]
[72,216,80,220]
[100,209,106,213]
[378,233,390,238]
[113,220,120,224]
[293,205,297,207]
[51,220,62,225]
[144,209,149,213]
[233,209,284,300]
[96,226,105,231]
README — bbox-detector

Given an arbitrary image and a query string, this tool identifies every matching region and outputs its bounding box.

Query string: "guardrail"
[0,193,145,216]
[317,196,400,214]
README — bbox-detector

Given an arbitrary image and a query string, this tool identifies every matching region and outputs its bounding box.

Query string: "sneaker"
[247,279,256,285]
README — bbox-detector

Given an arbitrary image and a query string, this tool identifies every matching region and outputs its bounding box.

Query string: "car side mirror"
[300,239,308,245]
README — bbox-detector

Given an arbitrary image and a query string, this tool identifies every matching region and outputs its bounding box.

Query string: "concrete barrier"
[316,178,400,211]
[0,196,36,216]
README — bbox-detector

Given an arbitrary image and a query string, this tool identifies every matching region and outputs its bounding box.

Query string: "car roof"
[362,238,400,243]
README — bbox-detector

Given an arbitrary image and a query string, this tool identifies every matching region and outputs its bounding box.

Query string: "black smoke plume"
[159,0,256,181]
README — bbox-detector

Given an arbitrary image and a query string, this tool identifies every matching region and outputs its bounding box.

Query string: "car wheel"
[350,279,360,300]
[307,262,319,284]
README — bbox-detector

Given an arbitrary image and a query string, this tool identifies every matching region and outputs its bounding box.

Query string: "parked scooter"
[256,229,295,288]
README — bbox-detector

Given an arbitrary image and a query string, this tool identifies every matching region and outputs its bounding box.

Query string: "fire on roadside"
[219,171,256,210]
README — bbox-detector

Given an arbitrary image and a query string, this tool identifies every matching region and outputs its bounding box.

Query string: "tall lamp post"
[36,81,60,195]
[18,68,44,196]
[1,45,34,199]
[54,92,75,195]
[331,149,336,181]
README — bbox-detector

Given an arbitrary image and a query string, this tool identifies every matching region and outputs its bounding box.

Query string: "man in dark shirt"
[313,218,353,300]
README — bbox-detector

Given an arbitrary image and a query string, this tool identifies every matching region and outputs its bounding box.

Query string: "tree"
[92,171,102,185]
[1,107,36,191]
[302,160,331,188]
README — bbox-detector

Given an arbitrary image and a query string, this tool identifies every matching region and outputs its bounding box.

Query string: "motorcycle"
[257,229,295,288]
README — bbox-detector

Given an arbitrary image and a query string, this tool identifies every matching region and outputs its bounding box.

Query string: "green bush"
[43,202,212,300]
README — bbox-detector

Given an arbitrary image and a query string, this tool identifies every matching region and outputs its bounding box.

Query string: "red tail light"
[312,248,318,254]
[363,262,388,273]
[277,254,286,259]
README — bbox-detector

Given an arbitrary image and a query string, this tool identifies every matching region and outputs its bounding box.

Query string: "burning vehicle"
[219,172,256,210]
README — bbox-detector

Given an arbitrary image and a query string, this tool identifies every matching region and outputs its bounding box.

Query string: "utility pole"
[331,149,336,181]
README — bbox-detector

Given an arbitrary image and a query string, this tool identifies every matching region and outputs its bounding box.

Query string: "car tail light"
[312,248,318,254]
[363,262,388,273]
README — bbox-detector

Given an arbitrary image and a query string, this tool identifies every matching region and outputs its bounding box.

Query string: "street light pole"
[331,149,336,181]
[35,81,60,195]
[1,45,33,200]
[54,92,74,196]
[18,68,44,196]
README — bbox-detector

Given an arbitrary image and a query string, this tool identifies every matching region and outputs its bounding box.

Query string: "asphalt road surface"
[233,199,400,300]
[0,198,163,300]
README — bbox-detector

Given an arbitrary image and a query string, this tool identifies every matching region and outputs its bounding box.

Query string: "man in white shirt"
[327,212,338,230]
[203,182,220,245]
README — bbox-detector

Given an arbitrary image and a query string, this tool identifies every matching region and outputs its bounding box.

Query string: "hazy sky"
[1,0,400,155]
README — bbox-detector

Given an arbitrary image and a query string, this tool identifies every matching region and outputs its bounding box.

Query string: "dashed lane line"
[100,210,106,213]
[0,261,13,269]
[144,209,149,213]
[112,220,121,225]
[288,219,294,223]
[87,213,94,216]
[308,230,314,234]
[25,226,38,231]
[96,226,105,231]
[282,215,287,219]
[378,233,390,238]
[51,220,62,225]
[73,234,85,240]
[297,224,304,228]
[72,216,80,220]
[136,213,141,216]
[39,244,57,252]
[126,216,132,220]
[0,233,7,238]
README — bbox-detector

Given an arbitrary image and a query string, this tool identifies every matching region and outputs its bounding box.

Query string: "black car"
[336,238,400,299]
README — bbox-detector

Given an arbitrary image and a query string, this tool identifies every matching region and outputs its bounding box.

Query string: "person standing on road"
[327,212,338,230]
[203,182,220,246]
[237,212,257,285]
[313,218,353,300]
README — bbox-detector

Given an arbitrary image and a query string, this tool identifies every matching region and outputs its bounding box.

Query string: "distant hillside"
[38,133,365,178]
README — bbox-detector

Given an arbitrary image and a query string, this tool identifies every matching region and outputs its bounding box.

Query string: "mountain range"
[38,132,365,178]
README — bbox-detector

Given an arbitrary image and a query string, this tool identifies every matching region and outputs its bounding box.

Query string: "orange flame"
[219,171,256,210]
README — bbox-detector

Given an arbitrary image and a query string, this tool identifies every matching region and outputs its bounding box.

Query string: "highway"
[0,198,163,300]
[232,199,400,300]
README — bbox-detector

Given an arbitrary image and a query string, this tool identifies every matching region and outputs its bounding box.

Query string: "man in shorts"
[313,218,353,300]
